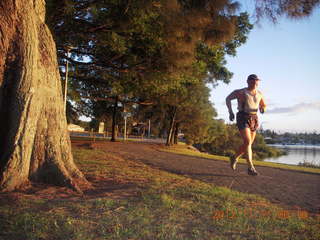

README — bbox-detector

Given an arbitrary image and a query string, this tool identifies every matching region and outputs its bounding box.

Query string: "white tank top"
[237,88,263,114]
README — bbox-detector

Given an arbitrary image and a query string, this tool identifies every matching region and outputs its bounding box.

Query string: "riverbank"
[268,144,320,150]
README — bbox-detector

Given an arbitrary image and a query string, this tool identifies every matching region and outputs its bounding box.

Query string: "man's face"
[247,79,259,88]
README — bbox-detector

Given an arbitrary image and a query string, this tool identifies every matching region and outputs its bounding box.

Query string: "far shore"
[268,144,320,149]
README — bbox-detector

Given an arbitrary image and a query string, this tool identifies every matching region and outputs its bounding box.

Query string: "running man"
[225,74,266,176]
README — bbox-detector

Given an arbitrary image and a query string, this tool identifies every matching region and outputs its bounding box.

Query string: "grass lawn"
[0,145,319,240]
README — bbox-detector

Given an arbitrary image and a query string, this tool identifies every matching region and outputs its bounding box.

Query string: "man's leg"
[231,128,251,170]
[247,130,259,175]
[239,128,255,169]
[248,130,258,167]
[250,130,256,145]
[234,128,251,160]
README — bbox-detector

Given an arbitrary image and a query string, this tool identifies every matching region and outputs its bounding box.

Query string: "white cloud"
[267,102,320,114]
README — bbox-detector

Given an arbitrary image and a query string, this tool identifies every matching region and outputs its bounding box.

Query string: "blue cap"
[247,74,260,81]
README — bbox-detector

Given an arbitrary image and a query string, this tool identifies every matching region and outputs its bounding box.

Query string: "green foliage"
[200,122,284,160]
[195,12,253,85]
[131,10,252,144]
[177,80,216,144]
[252,133,285,160]
[201,121,241,157]
[133,77,217,143]
[47,0,173,121]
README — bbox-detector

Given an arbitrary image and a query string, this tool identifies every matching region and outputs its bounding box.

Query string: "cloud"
[267,102,320,114]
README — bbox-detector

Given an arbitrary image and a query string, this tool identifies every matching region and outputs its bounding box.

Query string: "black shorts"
[236,111,259,132]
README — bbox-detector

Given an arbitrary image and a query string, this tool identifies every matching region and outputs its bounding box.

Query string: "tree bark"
[169,123,175,145]
[0,0,90,192]
[174,122,179,145]
[166,106,177,146]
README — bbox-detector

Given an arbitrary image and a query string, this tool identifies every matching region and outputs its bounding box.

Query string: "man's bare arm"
[226,90,238,121]
[259,95,267,113]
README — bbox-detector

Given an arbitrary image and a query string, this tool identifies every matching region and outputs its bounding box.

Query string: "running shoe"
[230,155,237,170]
[248,167,259,176]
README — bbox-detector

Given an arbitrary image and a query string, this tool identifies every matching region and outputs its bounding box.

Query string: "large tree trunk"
[0,0,90,192]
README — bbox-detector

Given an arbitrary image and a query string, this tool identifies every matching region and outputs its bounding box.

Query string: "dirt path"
[83,140,320,214]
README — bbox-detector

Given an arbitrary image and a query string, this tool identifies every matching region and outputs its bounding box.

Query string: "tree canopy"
[45,0,254,143]
[254,0,320,22]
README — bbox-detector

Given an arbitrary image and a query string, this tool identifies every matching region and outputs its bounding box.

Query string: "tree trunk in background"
[0,0,90,192]
[174,122,179,145]
[169,124,175,145]
[166,106,177,146]
[111,96,118,142]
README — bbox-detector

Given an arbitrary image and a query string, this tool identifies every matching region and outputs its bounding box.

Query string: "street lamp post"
[64,46,74,114]
[124,115,127,140]
[122,108,131,141]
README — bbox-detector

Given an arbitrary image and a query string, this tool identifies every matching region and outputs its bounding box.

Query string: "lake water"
[265,145,320,166]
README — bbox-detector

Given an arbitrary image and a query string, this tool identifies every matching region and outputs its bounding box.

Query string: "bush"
[298,161,320,169]
[199,123,285,160]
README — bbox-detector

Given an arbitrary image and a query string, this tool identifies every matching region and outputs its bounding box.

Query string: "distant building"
[68,124,85,132]
[98,122,105,133]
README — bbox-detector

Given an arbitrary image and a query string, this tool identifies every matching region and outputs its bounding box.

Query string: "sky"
[210,4,320,133]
